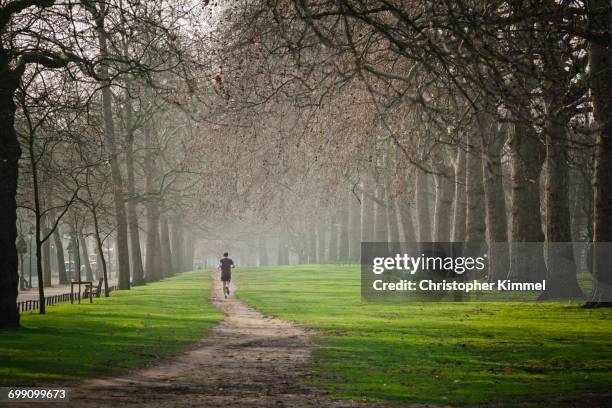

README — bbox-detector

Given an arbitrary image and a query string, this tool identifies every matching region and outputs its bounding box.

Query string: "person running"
[218,252,235,299]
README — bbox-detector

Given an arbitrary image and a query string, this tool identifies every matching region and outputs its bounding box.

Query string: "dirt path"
[53,271,387,407]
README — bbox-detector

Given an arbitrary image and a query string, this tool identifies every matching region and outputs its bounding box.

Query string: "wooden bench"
[83,278,103,299]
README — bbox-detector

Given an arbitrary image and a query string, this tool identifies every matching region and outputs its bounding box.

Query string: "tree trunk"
[145,203,162,281]
[483,123,509,281]
[33,175,46,313]
[317,217,326,263]
[415,169,432,242]
[71,232,81,282]
[433,161,454,242]
[94,7,130,290]
[462,120,489,282]
[160,216,173,277]
[338,192,350,262]
[80,232,94,281]
[144,126,162,281]
[0,72,21,327]
[507,119,547,282]
[348,191,361,261]
[386,187,401,253]
[586,0,612,306]
[397,173,417,243]
[171,218,184,273]
[297,230,307,264]
[26,94,47,310]
[307,221,317,263]
[360,179,375,242]
[124,95,145,286]
[538,113,583,299]
[35,234,45,313]
[146,210,161,280]
[89,188,109,296]
[374,184,389,241]
[328,211,338,262]
[465,130,486,243]
[397,199,416,242]
[96,251,103,281]
[452,147,467,242]
[42,220,52,287]
[53,224,68,284]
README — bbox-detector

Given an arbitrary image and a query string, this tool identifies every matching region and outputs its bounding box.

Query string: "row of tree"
[1,0,210,327]
[199,0,611,306]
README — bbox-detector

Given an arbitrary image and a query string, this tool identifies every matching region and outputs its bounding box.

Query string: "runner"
[218,252,235,299]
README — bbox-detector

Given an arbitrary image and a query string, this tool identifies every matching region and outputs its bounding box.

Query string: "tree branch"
[0,0,55,32]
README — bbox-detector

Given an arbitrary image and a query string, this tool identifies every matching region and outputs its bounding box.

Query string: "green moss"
[0,270,223,385]
[235,264,612,406]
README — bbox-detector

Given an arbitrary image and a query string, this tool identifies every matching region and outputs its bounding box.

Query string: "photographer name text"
[372,279,546,292]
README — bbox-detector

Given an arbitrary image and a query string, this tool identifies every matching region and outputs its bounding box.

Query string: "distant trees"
[201,0,611,306]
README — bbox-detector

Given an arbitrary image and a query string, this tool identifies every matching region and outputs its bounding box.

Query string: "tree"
[1,0,201,326]
[0,0,75,327]
[585,0,612,307]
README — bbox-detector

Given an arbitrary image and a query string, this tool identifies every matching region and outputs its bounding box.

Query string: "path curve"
[54,271,386,407]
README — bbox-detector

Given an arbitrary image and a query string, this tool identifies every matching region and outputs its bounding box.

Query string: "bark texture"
[171,218,184,273]
[542,114,584,300]
[433,158,454,242]
[397,174,417,243]
[80,233,94,281]
[465,130,486,243]
[483,123,509,281]
[124,96,145,286]
[415,169,432,242]
[452,147,467,242]
[53,225,67,284]
[42,220,52,287]
[0,71,20,327]
[374,184,389,242]
[94,6,130,290]
[144,127,162,281]
[586,0,612,306]
[360,180,375,242]
[338,192,350,262]
[507,120,547,282]
[160,216,173,277]
[348,190,361,261]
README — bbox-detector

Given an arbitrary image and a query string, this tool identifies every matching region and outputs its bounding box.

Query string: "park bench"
[83,278,103,299]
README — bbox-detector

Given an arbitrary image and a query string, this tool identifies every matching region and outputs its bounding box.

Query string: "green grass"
[0,270,223,385]
[235,264,612,406]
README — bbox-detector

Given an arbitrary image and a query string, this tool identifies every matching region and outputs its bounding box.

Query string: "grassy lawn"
[235,264,612,406]
[0,270,222,386]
